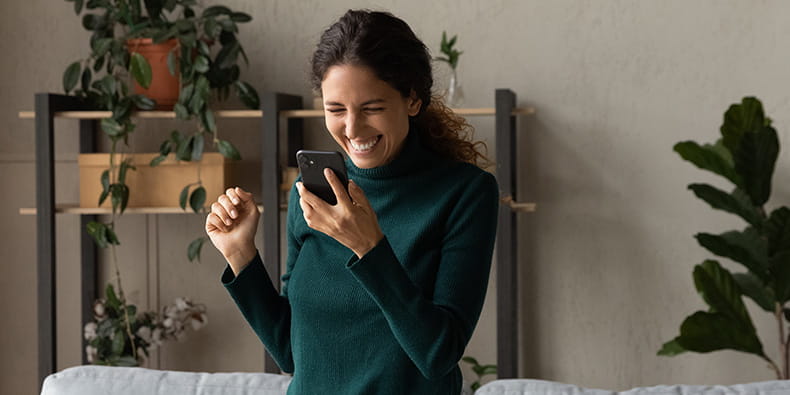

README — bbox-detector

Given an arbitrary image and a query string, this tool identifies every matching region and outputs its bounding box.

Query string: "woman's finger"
[323,168,352,207]
[211,201,232,226]
[225,187,242,206]
[218,194,238,220]
[234,187,254,203]
[348,180,371,208]
[205,212,229,233]
[297,182,330,211]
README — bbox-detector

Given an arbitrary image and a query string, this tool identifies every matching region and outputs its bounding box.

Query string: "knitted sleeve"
[221,183,302,373]
[346,171,499,379]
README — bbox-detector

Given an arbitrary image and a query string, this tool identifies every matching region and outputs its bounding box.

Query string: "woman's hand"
[205,187,260,274]
[297,168,384,258]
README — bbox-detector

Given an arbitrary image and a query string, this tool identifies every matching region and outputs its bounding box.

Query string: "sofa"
[40,365,790,395]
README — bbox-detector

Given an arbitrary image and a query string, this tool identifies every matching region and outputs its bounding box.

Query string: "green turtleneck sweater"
[222,130,499,394]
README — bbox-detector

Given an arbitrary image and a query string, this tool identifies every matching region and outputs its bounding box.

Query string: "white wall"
[3,1,790,394]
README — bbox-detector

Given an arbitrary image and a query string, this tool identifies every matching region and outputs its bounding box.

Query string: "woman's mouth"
[349,135,382,153]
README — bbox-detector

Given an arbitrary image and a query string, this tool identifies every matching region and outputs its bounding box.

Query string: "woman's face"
[321,64,421,169]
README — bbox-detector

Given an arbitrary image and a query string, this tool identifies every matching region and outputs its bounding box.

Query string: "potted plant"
[61,0,259,363]
[84,283,207,366]
[62,0,259,263]
[659,97,790,379]
[434,31,463,107]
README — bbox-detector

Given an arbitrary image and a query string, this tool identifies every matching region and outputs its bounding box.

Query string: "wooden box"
[78,153,229,208]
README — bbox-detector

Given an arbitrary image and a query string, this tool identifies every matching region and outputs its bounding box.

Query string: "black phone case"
[296,150,349,205]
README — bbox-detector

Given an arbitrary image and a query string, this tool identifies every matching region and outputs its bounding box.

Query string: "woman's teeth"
[350,136,381,152]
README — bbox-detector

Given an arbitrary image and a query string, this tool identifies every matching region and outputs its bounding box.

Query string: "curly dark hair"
[310,9,489,167]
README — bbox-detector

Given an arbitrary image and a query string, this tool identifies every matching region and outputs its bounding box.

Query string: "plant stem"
[111,243,137,361]
[776,302,787,379]
[765,356,782,380]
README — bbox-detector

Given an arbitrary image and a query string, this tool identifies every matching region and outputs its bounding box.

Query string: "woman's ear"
[407,91,422,116]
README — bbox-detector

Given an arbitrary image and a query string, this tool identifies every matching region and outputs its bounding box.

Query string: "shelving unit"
[22,89,534,385]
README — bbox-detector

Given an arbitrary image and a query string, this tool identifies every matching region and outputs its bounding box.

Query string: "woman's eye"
[364,107,384,112]
[326,108,345,113]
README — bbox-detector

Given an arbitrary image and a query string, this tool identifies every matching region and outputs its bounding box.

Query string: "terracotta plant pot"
[126,38,179,110]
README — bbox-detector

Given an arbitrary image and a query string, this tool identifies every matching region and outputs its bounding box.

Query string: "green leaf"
[93,54,105,73]
[204,18,222,38]
[63,62,81,93]
[179,184,190,210]
[657,338,686,356]
[189,186,206,213]
[219,19,237,33]
[720,97,766,154]
[217,140,241,160]
[732,272,774,312]
[215,41,240,69]
[91,38,113,57]
[201,110,216,133]
[480,365,497,376]
[174,103,189,120]
[100,170,110,193]
[695,233,768,279]
[674,140,739,186]
[129,52,152,89]
[86,221,108,249]
[105,225,120,246]
[692,260,753,329]
[81,67,92,93]
[111,328,125,355]
[118,159,135,184]
[105,283,121,310]
[158,139,172,156]
[235,81,260,109]
[176,135,193,161]
[675,311,764,357]
[733,125,779,207]
[74,0,84,14]
[149,155,167,167]
[687,184,763,228]
[230,12,252,22]
[202,5,231,17]
[766,207,790,256]
[132,95,156,110]
[190,134,203,161]
[461,356,479,366]
[187,237,206,263]
[193,55,209,73]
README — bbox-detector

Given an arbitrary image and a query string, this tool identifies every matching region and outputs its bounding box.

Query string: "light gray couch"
[40,365,790,395]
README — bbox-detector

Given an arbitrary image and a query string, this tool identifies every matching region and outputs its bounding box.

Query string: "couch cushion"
[40,365,291,395]
[475,379,790,395]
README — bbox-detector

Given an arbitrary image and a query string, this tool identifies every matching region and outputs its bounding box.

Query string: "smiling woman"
[205,9,499,395]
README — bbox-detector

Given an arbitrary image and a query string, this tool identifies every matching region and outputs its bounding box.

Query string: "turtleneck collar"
[346,127,431,180]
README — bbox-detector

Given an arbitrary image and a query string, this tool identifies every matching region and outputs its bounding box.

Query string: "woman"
[206,10,499,394]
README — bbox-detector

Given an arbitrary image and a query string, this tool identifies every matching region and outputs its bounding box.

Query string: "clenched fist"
[205,187,260,275]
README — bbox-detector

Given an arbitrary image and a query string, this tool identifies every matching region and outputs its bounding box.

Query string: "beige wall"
[3,1,790,394]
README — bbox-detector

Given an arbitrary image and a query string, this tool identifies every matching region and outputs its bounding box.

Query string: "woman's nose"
[344,112,362,139]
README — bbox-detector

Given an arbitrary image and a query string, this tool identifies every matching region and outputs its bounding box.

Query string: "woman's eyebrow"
[324,98,386,106]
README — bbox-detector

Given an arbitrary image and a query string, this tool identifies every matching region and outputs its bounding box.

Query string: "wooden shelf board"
[18,204,286,215]
[19,107,535,120]
[18,110,264,120]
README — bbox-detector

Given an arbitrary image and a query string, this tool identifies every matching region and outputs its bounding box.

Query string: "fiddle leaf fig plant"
[659,97,790,379]
[63,0,259,266]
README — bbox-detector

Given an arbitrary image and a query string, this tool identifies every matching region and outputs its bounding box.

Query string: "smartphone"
[296,150,349,205]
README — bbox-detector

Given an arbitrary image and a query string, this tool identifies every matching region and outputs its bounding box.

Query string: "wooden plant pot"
[126,38,179,110]
[78,153,229,209]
